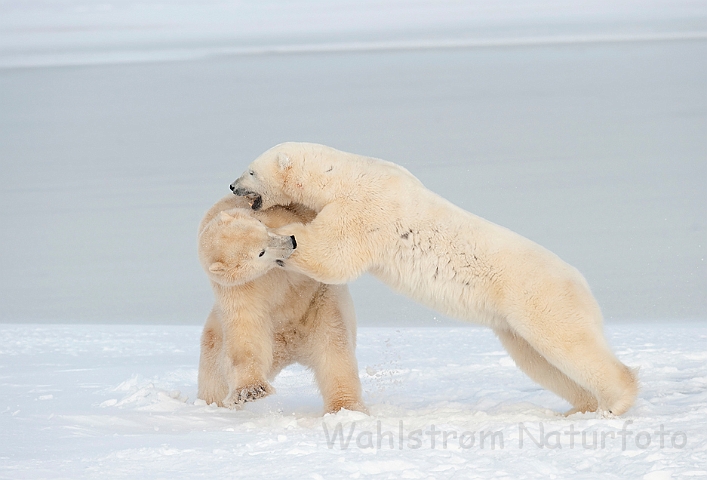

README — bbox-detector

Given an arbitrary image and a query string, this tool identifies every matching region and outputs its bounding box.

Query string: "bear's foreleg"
[274,203,375,284]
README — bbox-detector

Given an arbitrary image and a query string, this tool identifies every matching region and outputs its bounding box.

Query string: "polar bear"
[197,195,366,413]
[230,142,638,416]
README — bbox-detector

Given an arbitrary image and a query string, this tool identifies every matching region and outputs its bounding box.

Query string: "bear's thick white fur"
[231,142,638,415]
[197,195,366,414]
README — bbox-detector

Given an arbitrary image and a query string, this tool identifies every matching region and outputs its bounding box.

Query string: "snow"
[2,323,706,478]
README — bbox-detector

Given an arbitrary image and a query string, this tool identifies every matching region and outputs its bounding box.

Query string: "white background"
[1,0,705,325]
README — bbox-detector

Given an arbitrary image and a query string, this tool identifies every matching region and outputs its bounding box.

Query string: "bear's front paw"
[271,222,306,241]
[223,382,274,409]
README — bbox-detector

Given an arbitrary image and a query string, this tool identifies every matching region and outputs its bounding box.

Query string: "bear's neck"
[284,168,337,213]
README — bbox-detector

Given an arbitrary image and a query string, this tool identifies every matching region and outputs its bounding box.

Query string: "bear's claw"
[223,382,274,409]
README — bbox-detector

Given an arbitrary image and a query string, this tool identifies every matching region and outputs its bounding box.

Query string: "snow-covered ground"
[1,324,705,478]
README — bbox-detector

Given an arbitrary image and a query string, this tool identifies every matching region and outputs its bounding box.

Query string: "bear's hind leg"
[198,308,229,406]
[313,331,367,414]
[305,288,367,414]
[505,315,638,416]
[494,327,598,414]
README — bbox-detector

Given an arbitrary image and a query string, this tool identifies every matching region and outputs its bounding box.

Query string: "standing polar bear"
[197,195,366,413]
[231,142,638,416]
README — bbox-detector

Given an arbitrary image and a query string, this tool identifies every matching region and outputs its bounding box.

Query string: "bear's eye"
[249,170,255,176]
[258,250,265,257]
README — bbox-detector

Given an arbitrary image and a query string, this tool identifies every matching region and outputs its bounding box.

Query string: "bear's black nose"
[290,235,297,249]
[229,183,235,192]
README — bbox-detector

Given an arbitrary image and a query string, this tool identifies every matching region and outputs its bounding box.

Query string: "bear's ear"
[277,152,291,170]
[219,211,234,223]
[208,262,227,274]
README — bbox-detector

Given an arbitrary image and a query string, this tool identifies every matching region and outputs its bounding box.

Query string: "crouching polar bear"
[231,142,638,416]
[197,195,366,413]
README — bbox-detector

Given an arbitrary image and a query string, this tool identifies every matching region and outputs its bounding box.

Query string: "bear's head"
[198,208,297,286]
[231,142,340,212]
[229,143,301,211]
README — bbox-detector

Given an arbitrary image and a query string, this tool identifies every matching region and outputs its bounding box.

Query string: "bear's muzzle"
[232,185,263,210]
